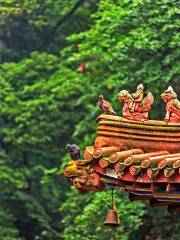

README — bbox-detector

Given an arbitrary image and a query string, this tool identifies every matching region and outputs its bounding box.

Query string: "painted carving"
[161,86,180,123]
[129,84,144,112]
[64,159,102,191]
[118,84,154,121]
[64,85,180,212]
[98,95,116,115]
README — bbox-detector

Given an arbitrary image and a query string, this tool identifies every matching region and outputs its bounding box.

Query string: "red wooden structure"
[64,85,180,215]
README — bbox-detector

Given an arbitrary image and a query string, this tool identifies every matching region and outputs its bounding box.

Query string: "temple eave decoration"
[64,85,180,222]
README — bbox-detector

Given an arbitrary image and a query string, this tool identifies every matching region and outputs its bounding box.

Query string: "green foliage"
[0,0,179,239]
[60,189,145,240]
[65,0,179,118]
[0,207,21,240]
[0,0,98,61]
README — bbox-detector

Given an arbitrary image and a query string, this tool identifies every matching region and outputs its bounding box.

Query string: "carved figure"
[66,144,80,160]
[118,84,154,121]
[98,95,116,115]
[161,86,180,123]
[129,84,144,111]
[64,160,98,190]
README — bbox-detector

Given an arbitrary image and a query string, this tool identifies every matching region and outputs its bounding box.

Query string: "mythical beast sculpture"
[161,86,180,123]
[118,84,154,121]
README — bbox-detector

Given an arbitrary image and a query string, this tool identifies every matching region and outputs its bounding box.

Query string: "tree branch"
[43,0,85,49]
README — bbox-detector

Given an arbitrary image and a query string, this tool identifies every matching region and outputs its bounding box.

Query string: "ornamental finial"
[166,86,174,93]
[137,83,144,90]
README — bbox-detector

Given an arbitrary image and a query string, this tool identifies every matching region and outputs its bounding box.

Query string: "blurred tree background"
[0,0,179,239]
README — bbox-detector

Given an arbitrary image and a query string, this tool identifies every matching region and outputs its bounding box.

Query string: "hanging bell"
[104,202,120,226]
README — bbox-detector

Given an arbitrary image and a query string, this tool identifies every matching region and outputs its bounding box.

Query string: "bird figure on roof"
[66,144,81,160]
[98,95,116,115]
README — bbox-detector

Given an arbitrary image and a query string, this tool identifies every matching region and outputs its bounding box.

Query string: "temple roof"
[64,85,180,212]
[64,115,180,212]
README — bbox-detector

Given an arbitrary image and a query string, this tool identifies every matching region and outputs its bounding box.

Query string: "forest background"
[0,0,179,239]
